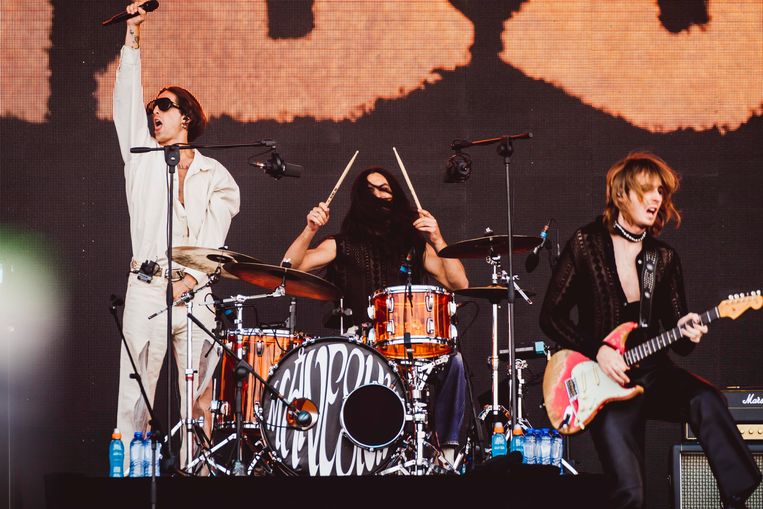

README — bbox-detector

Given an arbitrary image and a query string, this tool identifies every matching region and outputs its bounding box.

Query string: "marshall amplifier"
[671,443,763,508]
[684,387,763,441]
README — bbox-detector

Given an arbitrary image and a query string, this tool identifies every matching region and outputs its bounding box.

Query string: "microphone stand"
[109,298,165,509]
[128,139,276,471]
[448,133,532,429]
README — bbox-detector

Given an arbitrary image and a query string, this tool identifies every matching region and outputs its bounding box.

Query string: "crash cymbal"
[172,247,262,279]
[454,285,536,303]
[224,262,341,301]
[438,235,541,259]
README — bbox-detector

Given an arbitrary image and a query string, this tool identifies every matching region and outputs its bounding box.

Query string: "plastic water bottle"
[524,429,536,464]
[509,424,525,460]
[539,428,552,465]
[129,432,144,477]
[491,422,507,458]
[108,428,125,478]
[551,430,564,473]
[142,432,161,477]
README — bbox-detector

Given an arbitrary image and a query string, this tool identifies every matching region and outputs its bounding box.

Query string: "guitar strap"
[639,248,658,328]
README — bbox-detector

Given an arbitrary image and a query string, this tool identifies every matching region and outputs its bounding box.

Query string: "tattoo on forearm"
[129,28,140,49]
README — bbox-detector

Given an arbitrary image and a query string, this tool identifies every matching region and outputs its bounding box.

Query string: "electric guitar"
[542,291,762,435]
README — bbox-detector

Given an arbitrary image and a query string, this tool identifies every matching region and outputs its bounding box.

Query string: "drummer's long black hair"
[339,167,421,255]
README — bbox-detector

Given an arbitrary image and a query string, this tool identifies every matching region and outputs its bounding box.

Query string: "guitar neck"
[623,307,720,366]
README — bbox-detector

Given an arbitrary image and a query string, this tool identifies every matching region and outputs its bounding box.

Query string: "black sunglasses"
[146,97,181,112]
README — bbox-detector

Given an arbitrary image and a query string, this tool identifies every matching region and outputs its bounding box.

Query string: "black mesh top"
[324,234,427,328]
[539,217,694,365]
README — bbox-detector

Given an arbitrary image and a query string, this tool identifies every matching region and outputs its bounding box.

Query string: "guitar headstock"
[718,290,763,320]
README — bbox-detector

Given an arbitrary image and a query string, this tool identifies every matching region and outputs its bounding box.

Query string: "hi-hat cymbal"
[172,247,262,279]
[454,285,536,303]
[224,262,341,301]
[438,235,541,259]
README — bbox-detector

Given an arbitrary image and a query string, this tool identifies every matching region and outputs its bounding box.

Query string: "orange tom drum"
[213,328,306,430]
[367,285,457,361]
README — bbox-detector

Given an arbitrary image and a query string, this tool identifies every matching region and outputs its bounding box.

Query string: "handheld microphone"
[102,0,159,26]
[249,151,302,179]
[525,220,552,273]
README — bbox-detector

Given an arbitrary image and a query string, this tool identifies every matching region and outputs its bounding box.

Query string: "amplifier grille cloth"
[679,452,763,508]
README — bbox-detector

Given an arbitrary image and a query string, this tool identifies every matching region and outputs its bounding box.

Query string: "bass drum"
[261,337,407,476]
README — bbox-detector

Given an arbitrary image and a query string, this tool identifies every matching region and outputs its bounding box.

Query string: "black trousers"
[589,362,761,509]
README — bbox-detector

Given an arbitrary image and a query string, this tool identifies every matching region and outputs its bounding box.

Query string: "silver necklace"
[614,221,646,242]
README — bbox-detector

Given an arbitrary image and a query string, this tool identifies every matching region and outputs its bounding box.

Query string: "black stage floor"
[45,467,608,509]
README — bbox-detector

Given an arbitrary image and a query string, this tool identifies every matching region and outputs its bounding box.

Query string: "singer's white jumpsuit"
[113,45,240,472]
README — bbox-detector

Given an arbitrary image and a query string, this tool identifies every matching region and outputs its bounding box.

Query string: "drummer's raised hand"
[413,209,445,250]
[306,202,330,232]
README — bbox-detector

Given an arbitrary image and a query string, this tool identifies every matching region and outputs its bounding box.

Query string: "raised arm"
[283,202,337,272]
[113,3,152,163]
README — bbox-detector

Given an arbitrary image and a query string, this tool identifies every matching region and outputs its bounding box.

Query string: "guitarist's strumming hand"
[597,345,631,386]
[677,312,708,343]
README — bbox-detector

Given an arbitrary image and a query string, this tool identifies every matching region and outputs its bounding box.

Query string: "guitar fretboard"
[623,307,720,366]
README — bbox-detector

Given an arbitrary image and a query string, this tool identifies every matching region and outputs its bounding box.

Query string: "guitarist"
[539,151,761,508]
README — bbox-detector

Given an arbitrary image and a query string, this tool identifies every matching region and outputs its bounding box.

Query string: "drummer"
[283,167,469,462]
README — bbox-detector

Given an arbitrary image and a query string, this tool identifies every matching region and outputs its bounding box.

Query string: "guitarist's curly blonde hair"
[603,151,682,236]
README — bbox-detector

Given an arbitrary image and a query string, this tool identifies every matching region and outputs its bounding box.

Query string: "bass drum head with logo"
[261,337,407,476]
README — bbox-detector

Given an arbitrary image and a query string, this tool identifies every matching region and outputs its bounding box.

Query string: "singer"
[113,3,240,473]
[283,167,469,461]
[538,151,761,508]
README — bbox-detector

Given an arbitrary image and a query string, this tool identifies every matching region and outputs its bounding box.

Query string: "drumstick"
[325,150,359,206]
[392,147,422,211]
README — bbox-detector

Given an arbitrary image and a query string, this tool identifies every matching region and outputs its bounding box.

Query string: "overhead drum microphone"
[102,0,159,26]
[248,151,303,179]
[445,151,472,183]
[525,220,552,273]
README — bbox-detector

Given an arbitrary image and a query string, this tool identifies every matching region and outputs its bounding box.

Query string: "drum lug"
[425,292,433,312]
[386,296,394,313]
[368,328,376,343]
[450,324,458,339]
[367,304,375,320]
[426,317,435,335]
[448,300,457,317]
[255,340,264,356]
[387,319,395,335]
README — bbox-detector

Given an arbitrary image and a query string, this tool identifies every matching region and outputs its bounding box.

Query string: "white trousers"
[116,273,219,472]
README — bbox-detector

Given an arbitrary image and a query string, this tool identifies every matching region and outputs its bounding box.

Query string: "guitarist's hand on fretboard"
[596,345,631,385]
[677,312,708,343]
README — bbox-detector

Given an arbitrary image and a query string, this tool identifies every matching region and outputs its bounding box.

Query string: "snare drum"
[213,328,306,430]
[367,284,457,360]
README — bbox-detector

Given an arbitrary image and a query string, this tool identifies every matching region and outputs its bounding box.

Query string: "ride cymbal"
[224,262,341,301]
[172,246,262,279]
[438,235,541,259]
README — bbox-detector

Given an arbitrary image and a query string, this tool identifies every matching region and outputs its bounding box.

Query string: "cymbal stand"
[149,272,222,473]
[478,245,510,423]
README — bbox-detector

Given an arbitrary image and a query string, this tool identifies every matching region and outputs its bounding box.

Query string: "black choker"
[614,221,647,242]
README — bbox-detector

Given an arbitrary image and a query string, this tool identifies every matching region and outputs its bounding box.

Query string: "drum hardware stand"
[479,245,511,424]
[185,312,318,474]
[451,133,532,428]
[382,356,451,475]
[148,272,223,473]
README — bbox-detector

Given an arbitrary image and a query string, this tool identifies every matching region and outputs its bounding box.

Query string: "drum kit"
[168,225,542,477]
